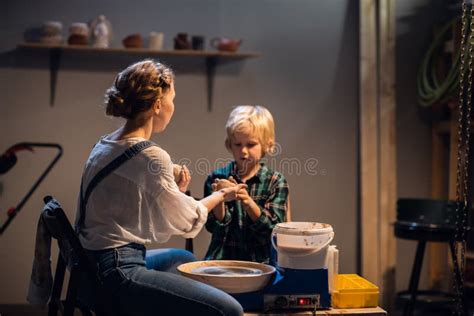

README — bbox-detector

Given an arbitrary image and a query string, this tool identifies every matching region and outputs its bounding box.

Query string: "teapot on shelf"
[210,37,242,52]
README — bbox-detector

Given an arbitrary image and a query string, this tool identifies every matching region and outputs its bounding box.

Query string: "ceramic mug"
[149,32,164,50]
[174,33,191,49]
[192,35,205,50]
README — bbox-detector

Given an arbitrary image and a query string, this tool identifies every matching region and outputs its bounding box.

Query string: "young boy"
[204,105,289,263]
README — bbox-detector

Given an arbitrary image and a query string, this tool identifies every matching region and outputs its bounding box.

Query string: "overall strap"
[76,140,155,234]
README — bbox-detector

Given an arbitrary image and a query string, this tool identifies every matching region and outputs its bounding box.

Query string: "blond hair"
[225,105,275,156]
[105,59,174,120]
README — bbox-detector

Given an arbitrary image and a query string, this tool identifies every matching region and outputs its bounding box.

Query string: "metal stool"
[394,198,468,316]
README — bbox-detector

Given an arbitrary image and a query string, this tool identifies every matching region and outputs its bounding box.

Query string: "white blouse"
[76,136,208,250]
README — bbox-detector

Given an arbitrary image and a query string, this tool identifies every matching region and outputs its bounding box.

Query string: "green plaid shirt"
[204,161,289,263]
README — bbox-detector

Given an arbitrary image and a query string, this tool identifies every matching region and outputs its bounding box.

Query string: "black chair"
[41,195,112,316]
[394,198,469,316]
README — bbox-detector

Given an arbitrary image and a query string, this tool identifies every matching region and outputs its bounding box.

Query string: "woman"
[75,59,245,315]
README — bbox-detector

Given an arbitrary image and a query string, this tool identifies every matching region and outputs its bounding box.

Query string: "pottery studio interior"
[1,0,474,316]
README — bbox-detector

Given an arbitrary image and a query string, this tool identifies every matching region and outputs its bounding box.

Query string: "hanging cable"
[417,18,461,107]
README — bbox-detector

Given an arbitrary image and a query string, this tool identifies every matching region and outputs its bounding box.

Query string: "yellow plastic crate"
[332,274,379,308]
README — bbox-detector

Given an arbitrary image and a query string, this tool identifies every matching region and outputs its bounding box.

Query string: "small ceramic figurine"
[90,15,112,48]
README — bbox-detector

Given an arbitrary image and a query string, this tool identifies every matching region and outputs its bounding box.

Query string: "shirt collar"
[231,161,267,184]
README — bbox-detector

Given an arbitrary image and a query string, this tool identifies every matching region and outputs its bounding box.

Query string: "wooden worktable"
[244,306,387,315]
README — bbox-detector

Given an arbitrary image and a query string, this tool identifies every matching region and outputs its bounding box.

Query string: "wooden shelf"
[17,43,261,58]
[17,43,261,109]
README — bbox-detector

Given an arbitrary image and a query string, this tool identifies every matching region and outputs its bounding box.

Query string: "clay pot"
[122,33,143,48]
[174,33,191,49]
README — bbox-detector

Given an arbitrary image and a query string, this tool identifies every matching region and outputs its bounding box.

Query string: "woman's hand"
[200,183,247,212]
[220,184,247,202]
[175,165,191,193]
[211,178,236,191]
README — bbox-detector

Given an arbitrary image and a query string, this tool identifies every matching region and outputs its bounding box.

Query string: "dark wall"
[0,0,450,305]
[0,0,358,303]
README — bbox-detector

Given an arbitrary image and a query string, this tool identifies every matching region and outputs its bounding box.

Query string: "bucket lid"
[274,222,333,236]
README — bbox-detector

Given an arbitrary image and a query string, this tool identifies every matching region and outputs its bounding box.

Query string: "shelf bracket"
[206,56,218,112]
[18,44,259,109]
[49,48,62,106]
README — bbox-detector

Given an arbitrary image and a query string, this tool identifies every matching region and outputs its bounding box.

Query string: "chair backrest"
[42,196,97,275]
[42,195,103,316]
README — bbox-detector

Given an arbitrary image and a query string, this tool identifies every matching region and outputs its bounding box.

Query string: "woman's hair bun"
[105,87,132,118]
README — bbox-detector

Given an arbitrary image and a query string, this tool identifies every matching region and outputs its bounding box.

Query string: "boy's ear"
[267,140,275,153]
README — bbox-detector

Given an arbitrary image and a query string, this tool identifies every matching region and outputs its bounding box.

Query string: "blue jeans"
[86,243,243,316]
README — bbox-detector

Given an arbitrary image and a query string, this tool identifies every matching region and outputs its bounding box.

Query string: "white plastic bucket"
[272,222,334,269]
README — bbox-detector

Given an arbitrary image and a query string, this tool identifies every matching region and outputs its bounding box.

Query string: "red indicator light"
[298,298,311,305]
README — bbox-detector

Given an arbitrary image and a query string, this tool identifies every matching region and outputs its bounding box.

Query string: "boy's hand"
[175,165,191,193]
[235,187,260,221]
[236,187,253,206]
